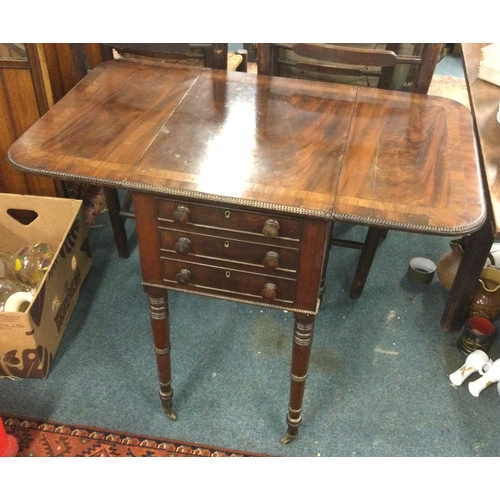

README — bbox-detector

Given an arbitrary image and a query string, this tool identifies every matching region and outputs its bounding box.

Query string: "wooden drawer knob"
[172,206,190,224]
[174,237,192,254]
[262,251,280,270]
[175,268,192,285]
[262,219,280,238]
[261,282,277,301]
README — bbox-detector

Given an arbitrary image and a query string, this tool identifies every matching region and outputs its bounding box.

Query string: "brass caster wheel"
[163,408,177,421]
[280,433,296,445]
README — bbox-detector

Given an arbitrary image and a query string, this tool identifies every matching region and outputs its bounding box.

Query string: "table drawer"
[159,228,299,272]
[155,198,302,240]
[161,258,297,304]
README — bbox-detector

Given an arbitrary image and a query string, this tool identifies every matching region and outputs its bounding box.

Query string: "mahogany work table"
[8,58,485,444]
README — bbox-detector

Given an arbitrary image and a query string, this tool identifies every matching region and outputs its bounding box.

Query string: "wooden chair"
[257,43,443,298]
[70,43,247,258]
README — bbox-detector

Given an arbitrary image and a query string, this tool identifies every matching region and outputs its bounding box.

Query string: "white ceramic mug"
[449,350,492,386]
[468,359,500,397]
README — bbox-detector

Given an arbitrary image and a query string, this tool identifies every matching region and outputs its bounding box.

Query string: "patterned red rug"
[2,416,268,457]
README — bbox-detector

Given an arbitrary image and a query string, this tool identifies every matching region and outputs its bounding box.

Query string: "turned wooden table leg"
[147,289,177,421]
[281,312,315,445]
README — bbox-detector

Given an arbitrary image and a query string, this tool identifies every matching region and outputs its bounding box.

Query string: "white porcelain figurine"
[468,358,500,397]
[449,350,492,386]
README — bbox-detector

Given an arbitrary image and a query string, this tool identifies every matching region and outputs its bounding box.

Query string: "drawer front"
[159,228,299,273]
[161,258,297,304]
[156,198,302,240]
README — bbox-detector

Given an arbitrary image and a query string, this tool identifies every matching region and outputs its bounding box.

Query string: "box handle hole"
[6,208,39,225]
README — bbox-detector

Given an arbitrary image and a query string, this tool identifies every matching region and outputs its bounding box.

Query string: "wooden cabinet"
[0,43,104,197]
[0,44,59,196]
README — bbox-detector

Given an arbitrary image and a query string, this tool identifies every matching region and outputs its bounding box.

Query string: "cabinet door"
[0,43,61,196]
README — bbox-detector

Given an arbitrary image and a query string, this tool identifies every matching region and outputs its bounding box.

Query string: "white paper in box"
[479,44,500,87]
[0,194,92,378]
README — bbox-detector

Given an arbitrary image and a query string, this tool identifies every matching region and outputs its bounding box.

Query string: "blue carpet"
[1,209,499,457]
[435,51,464,78]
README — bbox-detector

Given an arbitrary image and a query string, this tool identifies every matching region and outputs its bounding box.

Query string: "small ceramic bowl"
[406,257,436,285]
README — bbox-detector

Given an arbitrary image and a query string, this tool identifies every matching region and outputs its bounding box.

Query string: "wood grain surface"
[462,44,500,236]
[9,58,485,234]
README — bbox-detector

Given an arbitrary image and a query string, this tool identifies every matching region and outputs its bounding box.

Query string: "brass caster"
[280,433,296,445]
[163,408,177,421]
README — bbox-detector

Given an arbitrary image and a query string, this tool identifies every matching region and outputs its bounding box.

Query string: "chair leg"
[349,227,385,299]
[103,187,130,258]
[319,221,334,300]
[441,221,494,332]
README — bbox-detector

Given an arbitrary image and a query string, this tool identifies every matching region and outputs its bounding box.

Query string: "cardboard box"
[0,194,92,378]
